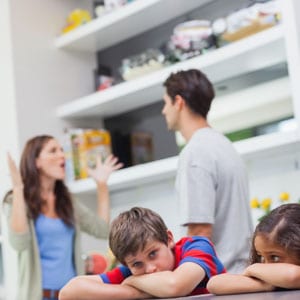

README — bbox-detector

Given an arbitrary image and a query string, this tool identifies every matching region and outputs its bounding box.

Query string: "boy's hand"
[121,276,134,286]
[88,154,123,184]
[7,153,24,188]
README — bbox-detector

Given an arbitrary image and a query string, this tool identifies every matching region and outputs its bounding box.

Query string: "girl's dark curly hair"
[250,203,300,264]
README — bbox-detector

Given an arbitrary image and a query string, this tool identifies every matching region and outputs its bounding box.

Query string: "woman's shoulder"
[3,190,13,204]
[2,191,13,216]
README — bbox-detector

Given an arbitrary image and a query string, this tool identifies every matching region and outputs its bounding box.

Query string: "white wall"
[0,1,97,298]
[0,0,21,298]
[247,149,300,226]
[9,0,96,147]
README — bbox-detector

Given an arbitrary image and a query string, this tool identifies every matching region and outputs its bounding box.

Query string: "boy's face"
[124,230,176,275]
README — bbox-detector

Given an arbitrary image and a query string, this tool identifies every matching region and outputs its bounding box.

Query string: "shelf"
[67,156,178,194]
[67,129,300,195]
[57,25,286,120]
[55,0,211,52]
[209,76,292,133]
[234,129,300,160]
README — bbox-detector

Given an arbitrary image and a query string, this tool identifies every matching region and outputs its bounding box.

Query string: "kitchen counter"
[167,290,300,300]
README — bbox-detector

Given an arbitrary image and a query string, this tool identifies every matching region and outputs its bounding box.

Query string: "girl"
[207,203,300,295]
[4,135,123,300]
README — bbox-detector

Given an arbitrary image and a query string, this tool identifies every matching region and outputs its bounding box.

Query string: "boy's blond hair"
[109,207,168,265]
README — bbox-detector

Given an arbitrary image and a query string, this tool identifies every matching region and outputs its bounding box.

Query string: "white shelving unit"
[56,25,285,119]
[54,0,300,198]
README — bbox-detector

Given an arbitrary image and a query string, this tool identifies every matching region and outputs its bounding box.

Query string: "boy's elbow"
[59,287,71,300]
[59,278,78,300]
[58,288,68,300]
[161,278,193,298]
[207,276,222,295]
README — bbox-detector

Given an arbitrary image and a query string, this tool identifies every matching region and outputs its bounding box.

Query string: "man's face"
[124,231,176,276]
[162,92,180,131]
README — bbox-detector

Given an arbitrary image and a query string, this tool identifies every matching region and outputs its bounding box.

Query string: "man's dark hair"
[163,69,215,118]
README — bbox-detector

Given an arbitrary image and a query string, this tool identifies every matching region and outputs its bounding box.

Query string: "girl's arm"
[207,273,274,295]
[7,153,29,233]
[244,263,300,289]
[88,155,123,223]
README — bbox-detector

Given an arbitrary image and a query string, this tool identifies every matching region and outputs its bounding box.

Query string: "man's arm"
[207,273,274,295]
[59,275,151,300]
[123,262,205,298]
[244,263,300,289]
[187,223,212,239]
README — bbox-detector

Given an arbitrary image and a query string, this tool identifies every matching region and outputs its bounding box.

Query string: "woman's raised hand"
[88,154,123,184]
[7,153,24,188]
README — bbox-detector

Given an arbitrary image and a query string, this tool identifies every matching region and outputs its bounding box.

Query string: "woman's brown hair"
[8,135,74,226]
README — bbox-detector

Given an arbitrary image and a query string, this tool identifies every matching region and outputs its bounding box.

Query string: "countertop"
[166,290,300,300]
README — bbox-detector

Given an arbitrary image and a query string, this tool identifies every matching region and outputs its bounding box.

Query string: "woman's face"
[35,138,66,181]
[254,234,299,264]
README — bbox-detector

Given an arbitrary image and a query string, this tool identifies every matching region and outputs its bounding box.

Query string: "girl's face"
[254,234,299,264]
[35,138,66,181]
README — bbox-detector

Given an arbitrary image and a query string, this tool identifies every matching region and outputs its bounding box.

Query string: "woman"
[3,135,122,300]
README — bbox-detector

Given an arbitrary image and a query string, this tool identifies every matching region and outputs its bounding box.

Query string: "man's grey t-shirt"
[176,127,253,273]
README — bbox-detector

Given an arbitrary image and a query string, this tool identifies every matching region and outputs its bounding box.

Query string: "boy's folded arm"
[59,275,151,300]
[123,262,205,298]
[207,273,274,295]
[244,263,300,289]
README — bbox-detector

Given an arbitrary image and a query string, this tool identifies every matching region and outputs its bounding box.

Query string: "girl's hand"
[88,154,123,184]
[7,153,24,188]
[243,263,263,278]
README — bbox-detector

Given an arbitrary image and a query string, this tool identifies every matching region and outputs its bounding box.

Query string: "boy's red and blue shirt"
[99,236,226,295]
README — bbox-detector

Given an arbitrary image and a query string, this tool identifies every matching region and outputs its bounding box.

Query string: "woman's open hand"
[88,154,123,184]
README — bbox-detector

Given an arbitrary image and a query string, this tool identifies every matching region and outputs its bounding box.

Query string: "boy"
[59,207,225,300]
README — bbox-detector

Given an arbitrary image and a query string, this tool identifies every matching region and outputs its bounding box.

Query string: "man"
[162,69,253,273]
